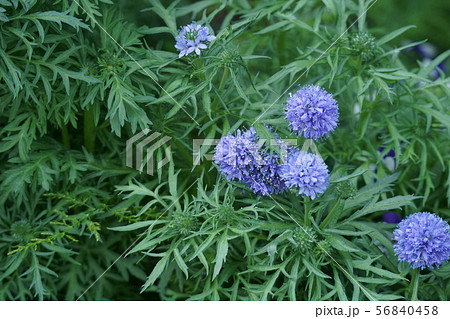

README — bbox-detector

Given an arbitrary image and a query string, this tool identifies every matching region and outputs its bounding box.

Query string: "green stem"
[192,58,206,81]
[84,105,95,153]
[304,196,311,226]
[409,268,420,301]
[61,121,70,148]
[320,198,341,229]
[211,67,229,111]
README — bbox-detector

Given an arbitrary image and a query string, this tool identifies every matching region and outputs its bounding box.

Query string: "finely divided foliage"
[0,0,449,301]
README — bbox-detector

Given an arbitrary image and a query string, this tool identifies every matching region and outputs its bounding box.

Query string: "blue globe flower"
[280,150,329,199]
[213,127,260,181]
[174,22,216,58]
[244,151,288,196]
[213,127,287,196]
[393,212,450,269]
[285,85,339,140]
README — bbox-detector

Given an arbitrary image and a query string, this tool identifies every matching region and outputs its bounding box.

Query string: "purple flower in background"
[175,22,216,58]
[369,147,397,183]
[285,85,339,140]
[382,211,402,224]
[393,212,450,269]
[378,147,396,173]
[404,42,446,80]
[280,151,329,199]
[415,43,437,59]
[423,58,446,80]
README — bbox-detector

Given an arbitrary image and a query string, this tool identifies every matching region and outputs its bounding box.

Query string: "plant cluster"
[1,0,449,301]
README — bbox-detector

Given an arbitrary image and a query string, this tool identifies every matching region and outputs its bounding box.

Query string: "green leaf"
[173,248,189,279]
[377,25,415,46]
[327,235,359,252]
[348,195,419,221]
[22,10,89,30]
[212,230,229,280]
[0,250,28,281]
[332,170,367,183]
[141,253,170,292]
[353,259,404,281]
[108,220,155,232]
[303,258,331,279]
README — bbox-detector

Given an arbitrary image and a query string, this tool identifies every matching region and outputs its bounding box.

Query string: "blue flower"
[244,151,288,196]
[285,85,339,140]
[280,150,329,199]
[213,127,287,196]
[213,127,260,181]
[393,212,450,270]
[174,22,216,58]
[382,211,402,224]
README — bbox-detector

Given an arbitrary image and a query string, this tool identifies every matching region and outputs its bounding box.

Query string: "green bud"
[347,32,378,62]
[336,180,356,199]
[314,239,332,257]
[291,227,317,254]
[171,211,198,236]
[11,220,34,242]
[217,205,236,224]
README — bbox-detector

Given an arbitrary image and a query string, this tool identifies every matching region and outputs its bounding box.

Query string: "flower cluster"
[213,127,260,181]
[211,79,336,198]
[280,151,329,200]
[213,127,287,196]
[174,22,216,58]
[285,85,339,140]
[393,212,450,269]
[245,151,288,195]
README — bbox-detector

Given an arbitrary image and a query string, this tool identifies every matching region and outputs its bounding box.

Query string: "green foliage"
[1,0,449,300]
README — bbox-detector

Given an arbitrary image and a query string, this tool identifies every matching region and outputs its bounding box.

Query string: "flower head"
[213,127,259,181]
[285,85,339,140]
[393,212,450,269]
[175,22,216,58]
[213,127,287,196]
[244,151,288,196]
[280,150,329,199]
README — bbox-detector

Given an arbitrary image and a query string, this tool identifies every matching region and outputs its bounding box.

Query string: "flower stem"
[409,268,420,301]
[304,196,311,226]
[61,121,70,148]
[84,105,95,153]
[211,66,229,111]
[320,198,341,229]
